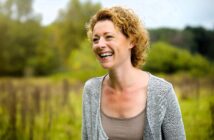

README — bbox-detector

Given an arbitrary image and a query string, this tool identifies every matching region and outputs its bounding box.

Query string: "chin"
[100,63,114,70]
[101,65,111,70]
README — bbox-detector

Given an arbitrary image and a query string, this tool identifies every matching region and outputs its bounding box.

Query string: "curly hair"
[86,6,149,68]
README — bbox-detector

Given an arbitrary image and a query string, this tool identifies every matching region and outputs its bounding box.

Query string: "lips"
[98,52,114,58]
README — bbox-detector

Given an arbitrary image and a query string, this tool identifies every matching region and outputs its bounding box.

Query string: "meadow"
[0,0,213,140]
[0,74,213,140]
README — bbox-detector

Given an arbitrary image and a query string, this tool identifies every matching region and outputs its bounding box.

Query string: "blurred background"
[0,0,213,139]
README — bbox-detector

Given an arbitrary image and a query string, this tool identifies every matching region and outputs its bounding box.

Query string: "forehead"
[93,20,119,35]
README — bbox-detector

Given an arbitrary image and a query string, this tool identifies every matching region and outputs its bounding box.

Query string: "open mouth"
[98,52,114,58]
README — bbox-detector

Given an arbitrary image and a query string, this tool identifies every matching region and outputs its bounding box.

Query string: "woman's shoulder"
[148,73,173,94]
[83,75,105,97]
[84,75,104,88]
[148,73,177,109]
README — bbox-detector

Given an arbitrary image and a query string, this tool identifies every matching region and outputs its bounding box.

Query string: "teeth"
[99,52,113,58]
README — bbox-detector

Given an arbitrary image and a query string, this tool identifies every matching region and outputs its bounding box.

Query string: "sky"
[33,0,214,29]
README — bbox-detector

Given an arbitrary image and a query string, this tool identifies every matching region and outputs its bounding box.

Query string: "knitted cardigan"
[82,73,186,140]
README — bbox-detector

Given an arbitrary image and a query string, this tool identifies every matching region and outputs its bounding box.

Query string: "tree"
[149,27,214,61]
[68,39,106,81]
[144,42,210,76]
[185,26,214,61]
[0,0,59,76]
[0,0,34,21]
[54,0,101,68]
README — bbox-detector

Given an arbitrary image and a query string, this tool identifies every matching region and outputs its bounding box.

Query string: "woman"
[82,6,185,140]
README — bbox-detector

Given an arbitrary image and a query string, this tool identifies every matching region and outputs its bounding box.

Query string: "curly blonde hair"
[86,6,149,67]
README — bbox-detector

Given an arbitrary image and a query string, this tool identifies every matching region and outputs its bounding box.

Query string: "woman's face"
[92,20,133,69]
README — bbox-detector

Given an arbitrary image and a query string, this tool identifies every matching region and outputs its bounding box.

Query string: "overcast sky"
[33,0,214,29]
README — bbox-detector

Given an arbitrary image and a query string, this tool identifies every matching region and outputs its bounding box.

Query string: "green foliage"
[180,96,214,139]
[0,0,213,78]
[54,0,101,63]
[185,26,214,61]
[0,0,63,76]
[0,0,34,21]
[68,39,106,82]
[0,81,82,140]
[149,27,195,51]
[32,25,61,75]
[0,15,60,76]
[144,42,211,76]
[149,27,214,61]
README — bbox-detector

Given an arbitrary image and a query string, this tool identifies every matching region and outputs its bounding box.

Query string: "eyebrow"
[93,32,113,37]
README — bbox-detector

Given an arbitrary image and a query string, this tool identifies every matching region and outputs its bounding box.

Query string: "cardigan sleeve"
[82,83,89,140]
[162,85,186,140]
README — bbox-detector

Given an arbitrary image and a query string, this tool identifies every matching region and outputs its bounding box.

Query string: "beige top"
[101,109,145,140]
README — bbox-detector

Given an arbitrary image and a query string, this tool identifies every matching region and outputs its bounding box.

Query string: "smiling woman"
[82,6,186,140]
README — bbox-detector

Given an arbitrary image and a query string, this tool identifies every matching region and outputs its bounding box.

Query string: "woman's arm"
[162,86,186,140]
[82,84,89,140]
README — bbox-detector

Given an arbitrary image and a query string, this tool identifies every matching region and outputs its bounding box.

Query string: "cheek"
[92,45,98,54]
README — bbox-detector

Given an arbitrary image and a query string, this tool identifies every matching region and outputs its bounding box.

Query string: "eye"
[106,35,113,40]
[92,37,99,43]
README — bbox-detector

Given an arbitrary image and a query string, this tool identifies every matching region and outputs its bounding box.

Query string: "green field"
[0,75,213,140]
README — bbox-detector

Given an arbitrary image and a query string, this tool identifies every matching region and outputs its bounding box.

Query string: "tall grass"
[0,78,82,140]
[0,75,213,140]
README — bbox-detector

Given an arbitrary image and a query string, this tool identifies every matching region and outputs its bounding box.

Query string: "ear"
[128,42,135,49]
[128,38,135,49]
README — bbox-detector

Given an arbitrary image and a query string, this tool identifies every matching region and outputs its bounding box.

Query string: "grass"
[0,75,213,140]
[180,96,213,139]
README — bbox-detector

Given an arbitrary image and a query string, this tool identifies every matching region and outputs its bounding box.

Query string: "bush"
[67,39,106,82]
[144,42,211,76]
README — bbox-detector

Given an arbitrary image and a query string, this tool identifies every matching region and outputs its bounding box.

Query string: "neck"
[107,65,140,91]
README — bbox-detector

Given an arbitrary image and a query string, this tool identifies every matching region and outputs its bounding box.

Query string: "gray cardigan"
[82,73,186,140]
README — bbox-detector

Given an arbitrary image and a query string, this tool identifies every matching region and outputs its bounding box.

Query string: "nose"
[96,37,106,49]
